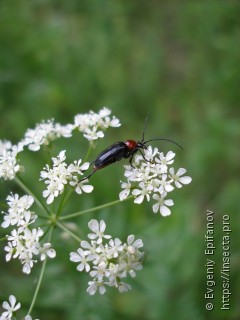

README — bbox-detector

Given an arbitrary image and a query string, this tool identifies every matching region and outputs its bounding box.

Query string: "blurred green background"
[0,1,240,319]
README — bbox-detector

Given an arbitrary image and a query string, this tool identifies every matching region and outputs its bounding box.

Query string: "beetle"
[79,117,182,182]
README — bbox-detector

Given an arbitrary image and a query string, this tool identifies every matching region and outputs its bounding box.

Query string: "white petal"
[99,220,106,233]
[134,195,144,204]
[176,168,186,176]
[175,181,182,188]
[70,252,81,262]
[47,248,56,258]
[87,283,97,295]
[127,234,134,245]
[81,240,91,249]
[1,220,10,228]
[119,189,129,201]
[77,263,85,271]
[47,194,54,204]
[165,184,174,192]
[40,171,49,179]
[152,203,159,213]
[160,205,171,216]
[2,301,10,309]
[179,176,192,185]
[166,151,175,161]
[133,239,143,248]
[132,189,141,196]
[9,295,17,307]
[80,162,90,171]
[99,285,106,295]
[42,189,50,198]
[164,199,174,206]
[81,184,94,193]
[88,219,99,232]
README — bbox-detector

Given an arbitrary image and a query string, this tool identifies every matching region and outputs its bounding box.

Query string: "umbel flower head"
[119,146,192,216]
[0,141,22,180]
[40,150,94,204]
[2,193,56,274]
[74,107,121,141]
[70,219,144,295]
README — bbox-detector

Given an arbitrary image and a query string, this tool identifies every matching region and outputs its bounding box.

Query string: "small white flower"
[156,174,174,194]
[87,280,106,295]
[70,178,94,195]
[108,238,123,258]
[98,106,111,118]
[90,261,109,281]
[88,219,111,244]
[80,240,98,258]
[169,167,192,188]
[1,295,21,319]
[143,146,159,161]
[39,243,56,261]
[132,182,153,204]
[156,151,175,172]
[4,241,15,262]
[118,282,132,293]
[119,181,132,201]
[126,234,143,253]
[70,248,94,272]
[68,160,90,176]
[152,192,174,216]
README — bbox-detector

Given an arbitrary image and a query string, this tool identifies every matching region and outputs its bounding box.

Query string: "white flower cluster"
[0,107,120,181]
[0,141,22,180]
[74,107,121,141]
[0,295,38,320]
[70,219,144,295]
[21,119,73,151]
[2,193,56,274]
[40,150,93,204]
[119,147,192,216]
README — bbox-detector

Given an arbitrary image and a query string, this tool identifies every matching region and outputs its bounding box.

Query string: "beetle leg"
[78,167,98,183]
[138,148,147,160]
[138,149,152,163]
[129,154,135,168]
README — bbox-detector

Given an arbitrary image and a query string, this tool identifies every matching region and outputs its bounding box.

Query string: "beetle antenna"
[141,114,149,143]
[143,138,183,150]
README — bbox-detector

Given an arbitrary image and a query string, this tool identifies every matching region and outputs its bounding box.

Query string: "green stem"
[56,187,72,219]
[15,175,51,216]
[27,226,54,315]
[56,221,81,242]
[60,195,134,221]
[83,143,93,163]
[54,143,93,219]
